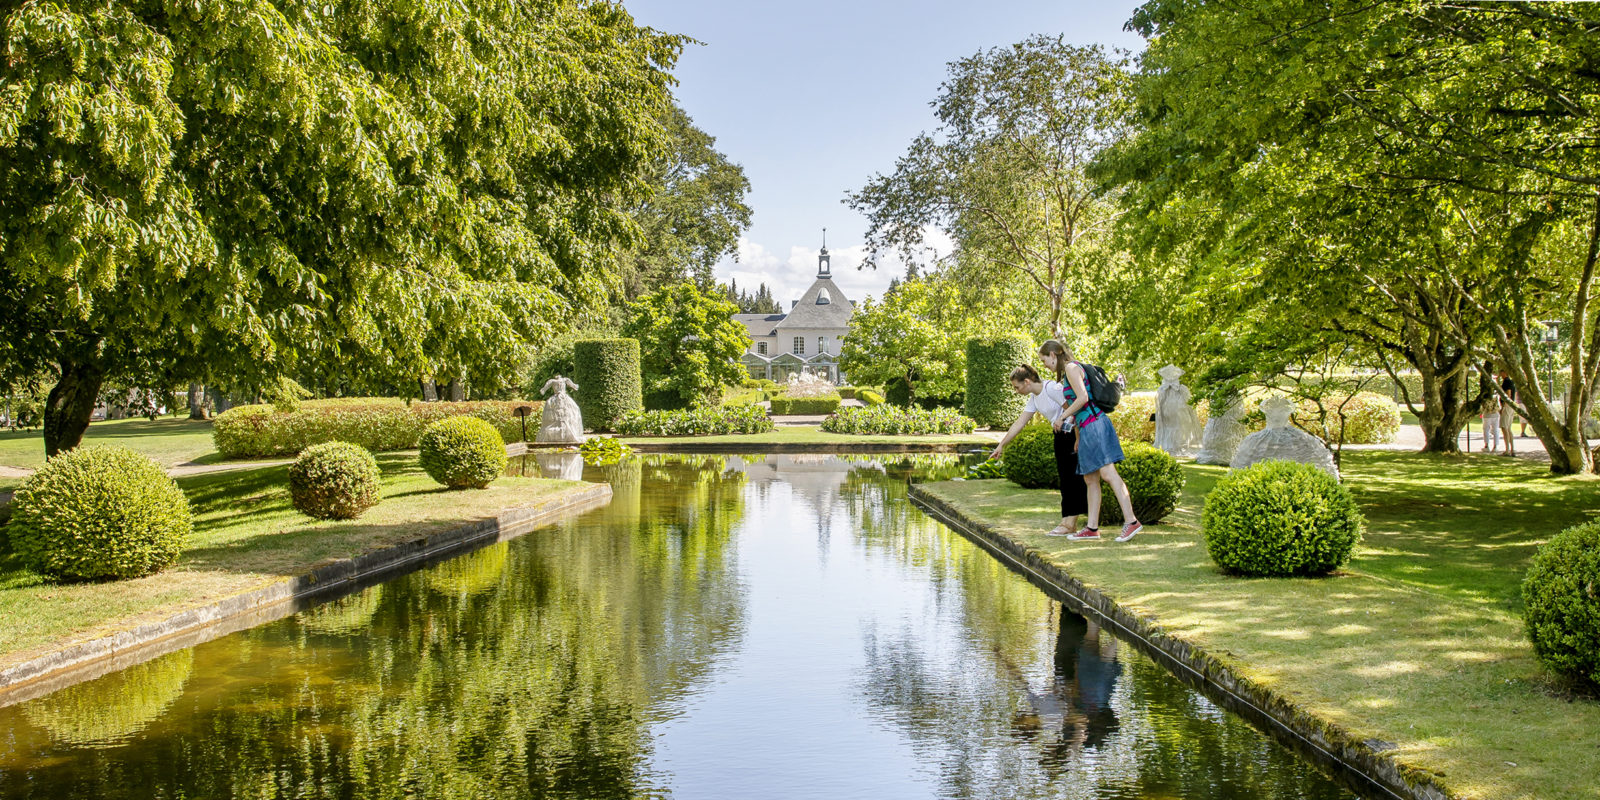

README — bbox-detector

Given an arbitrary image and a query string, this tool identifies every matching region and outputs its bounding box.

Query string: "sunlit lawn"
[0,417,221,471]
[620,424,992,447]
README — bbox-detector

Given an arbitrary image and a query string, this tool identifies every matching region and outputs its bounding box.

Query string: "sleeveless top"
[1059,363,1104,428]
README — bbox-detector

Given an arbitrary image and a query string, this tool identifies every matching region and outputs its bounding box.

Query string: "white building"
[735,244,854,384]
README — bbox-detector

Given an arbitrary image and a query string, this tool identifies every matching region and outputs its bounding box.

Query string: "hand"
[989,446,1002,460]
[1052,416,1065,432]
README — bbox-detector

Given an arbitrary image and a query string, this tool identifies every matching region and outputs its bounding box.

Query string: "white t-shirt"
[1023,380,1067,424]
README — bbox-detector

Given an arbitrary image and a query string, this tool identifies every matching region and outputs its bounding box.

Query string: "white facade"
[735,245,854,384]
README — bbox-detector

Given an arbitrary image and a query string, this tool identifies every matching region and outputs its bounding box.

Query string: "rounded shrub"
[572,338,643,432]
[8,445,192,581]
[1522,521,1600,688]
[1003,424,1058,489]
[418,417,507,489]
[288,442,382,520]
[1097,442,1186,525]
[965,335,1035,428]
[1202,460,1364,577]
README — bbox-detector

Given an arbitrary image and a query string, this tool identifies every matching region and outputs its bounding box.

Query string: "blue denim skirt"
[1075,416,1124,474]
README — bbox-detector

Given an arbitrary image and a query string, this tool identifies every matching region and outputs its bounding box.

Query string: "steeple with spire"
[817,228,831,278]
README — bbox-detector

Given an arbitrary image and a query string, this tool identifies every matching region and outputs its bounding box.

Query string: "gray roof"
[734,313,785,339]
[776,276,854,330]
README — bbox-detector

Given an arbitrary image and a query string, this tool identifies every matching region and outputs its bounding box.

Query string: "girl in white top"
[991,364,1089,536]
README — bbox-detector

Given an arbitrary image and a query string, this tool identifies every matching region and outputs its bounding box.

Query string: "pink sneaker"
[1065,528,1101,541]
[1115,522,1142,542]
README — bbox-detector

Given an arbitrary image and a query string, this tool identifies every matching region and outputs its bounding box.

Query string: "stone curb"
[624,441,989,454]
[0,482,612,705]
[906,484,1454,800]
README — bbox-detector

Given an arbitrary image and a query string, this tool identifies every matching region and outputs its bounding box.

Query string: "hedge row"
[615,405,774,436]
[769,394,842,415]
[821,405,977,435]
[965,336,1034,428]
[213,399,539,458]
[573,338,642,431]
[1107,391,1401,446]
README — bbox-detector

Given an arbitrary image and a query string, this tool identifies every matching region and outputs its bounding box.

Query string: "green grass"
[0,417,221,470]
[620,424,992,447]
[922,450,1600,800]
[0,454,587,668]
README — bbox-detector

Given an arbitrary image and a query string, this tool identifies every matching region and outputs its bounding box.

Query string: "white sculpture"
[537,375,586,444]
[1195,396,1249,466]
[535,452,584,481]
[1154,365,1202,457]
[1231,396,1339,479]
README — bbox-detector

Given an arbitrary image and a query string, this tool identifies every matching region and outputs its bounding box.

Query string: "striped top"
[1059,364,1103,428]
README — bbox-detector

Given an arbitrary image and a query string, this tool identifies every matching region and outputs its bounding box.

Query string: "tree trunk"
[214,392,232,414]
[188,384,207,420]
[446,378,465,402]
[44,358,106,457]
[421,380,438,402]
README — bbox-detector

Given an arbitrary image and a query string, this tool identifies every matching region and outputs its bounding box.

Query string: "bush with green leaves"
[572,339,643,431]
[419,417,507,489]
[615,405,775,436]
[578,436,632,466]
[859,389,886,406]
[213,399,536,458]
[1522,521,1600,688]
[1095,442,1185,525]
[1002,423,1058,489]
[820,405,977,435]
[1106,393,1158,444]
[768,394,841,415]
[965,336,1034,428]
[964,457,1005,479]
[8,445,192,581]
[1202,460,1364,576]
[885,377,913,408]
[288,442,382,520]
[1295,392,1402,444]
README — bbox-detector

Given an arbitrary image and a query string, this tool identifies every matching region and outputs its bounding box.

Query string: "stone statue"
[537,375,586,444]
[1195,396,1249,466]
[1154,365,1202,457]
[1231,395,1339,479]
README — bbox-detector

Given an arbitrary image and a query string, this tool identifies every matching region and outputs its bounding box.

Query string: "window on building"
[757,342,767,355]
[793,337,805,355]
[818,336,826,354]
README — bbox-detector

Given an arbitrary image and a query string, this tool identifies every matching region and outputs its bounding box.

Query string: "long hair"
[1038,340,1076,381]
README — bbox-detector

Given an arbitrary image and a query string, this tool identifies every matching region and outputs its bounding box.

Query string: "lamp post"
[1541,320,1560,413]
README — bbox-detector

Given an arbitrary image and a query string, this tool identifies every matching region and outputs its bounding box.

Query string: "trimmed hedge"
[965,336,1035,428]
[1294,392,1402,444]
[213,399,538,458]
[821,405,977,435]
[769,394,842,415]
[1002,423,1058,489]
[572,338,642,432]
[1096,442,1185,525]
[859,389,886,406]
[8,445,192,581]
[288,442,382,520]
[419,417,507,489]
[1522,521,1600,688]
[1202,460,1364,577]
[615,406,775,436]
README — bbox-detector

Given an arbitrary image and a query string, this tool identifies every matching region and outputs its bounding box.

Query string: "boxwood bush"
[288,442,382,520]
[8,445,192,581]
[572,338,643,431]
[213,399,536,458]
[859,389,886,406]
[1522,521,1600,688]
[1095,442,1185,525]
[1002,423,1058,489]
[615,406,774,436]
[419,417,507,489]
[769,394,842,415]
[821,405,977,435]
[1202,460,1364,577]
[1295,392,1402,444]
[965,336,1034,428]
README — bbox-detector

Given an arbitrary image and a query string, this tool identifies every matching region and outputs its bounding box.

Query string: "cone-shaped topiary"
[288,442,382,520]
[1096,442,1185,525]
[1202,460,1363,577]
[965,336,1035,428]
[1003,423,1058,489]
[8,445,192,581]
[419,417,507,489]
[1522,521,1600,688]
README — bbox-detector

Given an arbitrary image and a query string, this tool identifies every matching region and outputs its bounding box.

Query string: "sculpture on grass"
[1231,395,1339,479]
[538,375,586,444]
[1154,365,1202,457]
[1195,396,1249,466]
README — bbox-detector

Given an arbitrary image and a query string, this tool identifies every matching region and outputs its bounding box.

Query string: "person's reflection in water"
[1034,607,1123,777]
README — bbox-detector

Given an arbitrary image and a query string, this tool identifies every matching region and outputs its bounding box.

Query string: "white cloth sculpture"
[1154,365,1202,457]
[1230,396,1339,479]
[537,375,586,444]
[535,452,584,481]
[1195,397,1249,466]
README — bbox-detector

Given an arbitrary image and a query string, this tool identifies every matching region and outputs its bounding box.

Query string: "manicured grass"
[619,424,992,447]
[0,417,220,470]
[921,451,1600,800]
[0,454,586,669]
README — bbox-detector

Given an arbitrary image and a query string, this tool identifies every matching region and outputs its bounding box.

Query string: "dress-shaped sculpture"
[1230,396,1339,479]
[1195,397,1249,466]
[537,375,586,444]
[1153,365,1202,457]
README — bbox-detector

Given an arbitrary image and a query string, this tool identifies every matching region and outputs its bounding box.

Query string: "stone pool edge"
[0,482,612,703]
[906,483,1452,800]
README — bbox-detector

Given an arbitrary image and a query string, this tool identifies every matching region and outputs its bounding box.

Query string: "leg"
[1054,429,1087,531]
[1084,473,1103,530]
[1099,464,1138,525]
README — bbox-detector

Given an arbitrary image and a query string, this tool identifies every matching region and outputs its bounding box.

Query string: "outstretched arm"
[991,410,1036,459]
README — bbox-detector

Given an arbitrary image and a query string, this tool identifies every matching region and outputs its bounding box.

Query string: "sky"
[625,0,1148,308]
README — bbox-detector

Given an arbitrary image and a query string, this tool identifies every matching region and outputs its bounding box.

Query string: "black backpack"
[1075,361,1122,413]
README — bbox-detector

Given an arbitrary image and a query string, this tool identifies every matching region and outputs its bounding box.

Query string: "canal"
[0,454,1358,799]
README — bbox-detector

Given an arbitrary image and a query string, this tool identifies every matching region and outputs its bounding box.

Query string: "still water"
[0,454,1356,799]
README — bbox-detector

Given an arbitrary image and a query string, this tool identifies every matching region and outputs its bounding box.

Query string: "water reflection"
[0,455,1355,800]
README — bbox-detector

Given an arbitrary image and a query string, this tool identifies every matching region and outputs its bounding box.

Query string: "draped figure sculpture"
[1153,365,1202,458]
[1195,396,1249,466]
[537,375,586,444]
[1230,395,1339,479]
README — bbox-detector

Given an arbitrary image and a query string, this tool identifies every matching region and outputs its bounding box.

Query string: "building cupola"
[817,228,831,278]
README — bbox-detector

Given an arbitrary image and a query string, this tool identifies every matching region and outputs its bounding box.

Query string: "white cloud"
[714,230,956,309]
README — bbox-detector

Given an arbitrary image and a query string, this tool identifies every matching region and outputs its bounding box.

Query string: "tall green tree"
[621,281,749,409]
[839,277,975,405]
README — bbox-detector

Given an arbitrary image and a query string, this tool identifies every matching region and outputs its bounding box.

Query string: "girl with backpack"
[1038,340,1141,542]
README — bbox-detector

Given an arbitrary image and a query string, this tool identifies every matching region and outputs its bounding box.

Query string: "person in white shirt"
[990,364,1088,536]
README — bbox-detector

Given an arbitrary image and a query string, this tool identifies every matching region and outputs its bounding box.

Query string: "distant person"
[993,363,1088,537]
[1499,371,1517,456]
[1482,393,1502,454]
[1039,340,1141,542]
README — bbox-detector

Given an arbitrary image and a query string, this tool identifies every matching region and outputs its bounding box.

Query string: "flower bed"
[614,405,775,436]
[821,405,978,435]
[213,399,538,458]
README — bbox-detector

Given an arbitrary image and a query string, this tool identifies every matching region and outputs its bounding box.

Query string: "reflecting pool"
[0,454,1357,799]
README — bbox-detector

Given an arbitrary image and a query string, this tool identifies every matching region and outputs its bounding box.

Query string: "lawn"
[619,424,993,447]
[0,417,221,471]
[0,454,587,670]
[918,451,1600,800]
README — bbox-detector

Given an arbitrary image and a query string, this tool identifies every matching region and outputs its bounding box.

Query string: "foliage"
[1094,442,1185,525]
[622,282,750,409]
[614,405,774,436]
[213,399,535,459]
[8,445,191,581]
[965,336,1035,428]
[768,395,843,415]
[1002,424,1058,489]
[288,442,382,521]
[572,339,643,432]
[860,390,887,406]
[578,436,632,466]
[418,418,507,490]
[1522,521,1600,689]
[1294,392,1402,446]
[821,405,978,436]
[424,541,509,598]
[521,327,617,401]
[840,277,974,406]
[1202,461,1364,577]
[20,649,193,747]
[727,280,782,314]
[963,457,1006,480]
[1106,393,1157,444]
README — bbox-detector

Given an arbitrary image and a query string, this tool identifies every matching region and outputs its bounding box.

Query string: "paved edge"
[907,483,1454,800]
[0,482,612,704]
[624,440,989,454]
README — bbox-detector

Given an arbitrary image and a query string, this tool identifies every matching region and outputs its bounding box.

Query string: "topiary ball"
[288,442,382,520]
[1522,521,1600,688]
[1202,460,1363,577]
[1097,442,1186,525]
[1003,423,1058,489]
[418,417,507,489]
[8,445,192,581]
